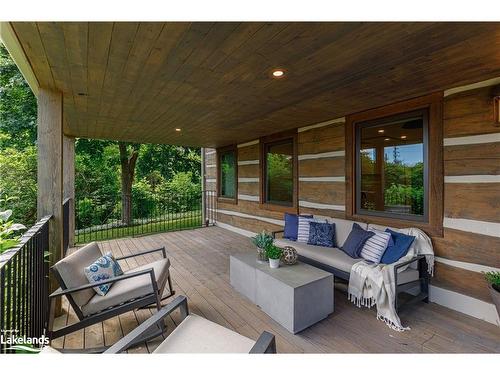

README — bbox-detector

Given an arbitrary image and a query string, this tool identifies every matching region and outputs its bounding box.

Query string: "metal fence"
[0,215,51,354]
[75,190,217,244]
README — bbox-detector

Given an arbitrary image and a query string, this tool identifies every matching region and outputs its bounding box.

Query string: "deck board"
[52,226,500,353]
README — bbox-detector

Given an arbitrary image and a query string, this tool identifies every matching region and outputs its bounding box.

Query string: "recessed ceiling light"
[384,138,390,141]
[378,129,385,133]
[175,128,181,132]
[272,69,285,78]
[401,135,407,139]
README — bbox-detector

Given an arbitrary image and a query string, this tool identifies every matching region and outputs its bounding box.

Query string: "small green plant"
[0,209,26,253]
[484,271,500,292]
[265,244,283,260]
[251,230,274,249]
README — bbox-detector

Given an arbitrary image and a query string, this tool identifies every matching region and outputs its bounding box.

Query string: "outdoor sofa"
[273,218,430,311]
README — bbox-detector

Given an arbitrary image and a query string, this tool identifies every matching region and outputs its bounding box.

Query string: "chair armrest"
[272,230,284,239]
[249,331,276,353]
[104,295,189,354]
[115,247,167,260]
[394,255,425,272]
[49,268,157,299]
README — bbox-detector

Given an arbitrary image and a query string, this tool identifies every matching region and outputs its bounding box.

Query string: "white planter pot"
[269,258,280,269]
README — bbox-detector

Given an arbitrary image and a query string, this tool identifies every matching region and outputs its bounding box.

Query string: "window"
[345,93,444,236]
[218,147,237,200]
[261,135,297,209]
[356,110,428,221]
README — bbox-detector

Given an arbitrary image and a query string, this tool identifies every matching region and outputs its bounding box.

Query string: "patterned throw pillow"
[360,230,392,263]
[84,252,124,296]
[308,222,336,247]
[297,216,315,243]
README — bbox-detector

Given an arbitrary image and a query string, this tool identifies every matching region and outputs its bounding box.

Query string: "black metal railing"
[0,215,51,354]
[62,198,70,257]
[75,190,217,244]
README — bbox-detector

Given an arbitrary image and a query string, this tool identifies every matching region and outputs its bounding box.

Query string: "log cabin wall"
[203,82,500,319]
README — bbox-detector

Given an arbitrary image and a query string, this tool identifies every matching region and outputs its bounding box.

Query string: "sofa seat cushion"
[275,239,419,285]
[276,239,360,273]
[153,314,255,353]
[81,258,170,317]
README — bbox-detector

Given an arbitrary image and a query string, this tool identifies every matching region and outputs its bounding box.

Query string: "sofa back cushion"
[327,218,368,248]
[340,223,374,258]
[283,213,313,241]
[53,241,102,307]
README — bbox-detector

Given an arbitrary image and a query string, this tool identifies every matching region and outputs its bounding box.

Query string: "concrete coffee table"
[230,253,334,334]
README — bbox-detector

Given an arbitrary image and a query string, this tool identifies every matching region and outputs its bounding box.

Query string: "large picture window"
[356,110,428,221]
[345,93,443,236]
[261,135,297,209]
[218,147,237,200]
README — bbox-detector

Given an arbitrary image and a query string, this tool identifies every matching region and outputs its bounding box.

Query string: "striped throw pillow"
[297,216,315,243]
[360,230,392,264]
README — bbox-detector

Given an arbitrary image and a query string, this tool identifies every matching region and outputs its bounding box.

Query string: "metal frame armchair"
[105,296,277,354]
[48,242,175,345]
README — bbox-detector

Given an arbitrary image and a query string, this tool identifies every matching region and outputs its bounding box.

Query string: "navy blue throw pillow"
[341,223,374,258]
[308,222,336,247]
[381,229,415,264]
[283,213,313,241]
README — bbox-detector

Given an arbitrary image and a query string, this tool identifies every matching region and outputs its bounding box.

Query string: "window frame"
[345,93,444,237]
[355,108,429,222]
[216,145,238,204]
[260,130,298,213]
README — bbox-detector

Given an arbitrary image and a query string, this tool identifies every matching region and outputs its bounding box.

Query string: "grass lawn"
[75,215,202,244]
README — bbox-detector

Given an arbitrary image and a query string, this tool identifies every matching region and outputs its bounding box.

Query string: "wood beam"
[37,89,63,311]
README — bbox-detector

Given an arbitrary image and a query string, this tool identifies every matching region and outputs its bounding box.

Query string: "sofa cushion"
[84,252,124,296]
[360,230,392,264]
[284,213,313,241]
[153,314,255,353]
[52,241,102,307]
[81,258,170,317]
[341,223,374,258]
[381,229,416,264]
[308,221,336,247]
[328,218,368,248]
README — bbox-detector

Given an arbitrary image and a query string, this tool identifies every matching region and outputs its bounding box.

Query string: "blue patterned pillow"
[84,252,123,296]
[308,222,336,247]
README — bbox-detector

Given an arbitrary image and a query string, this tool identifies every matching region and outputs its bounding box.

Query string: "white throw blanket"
[348,227,435,332]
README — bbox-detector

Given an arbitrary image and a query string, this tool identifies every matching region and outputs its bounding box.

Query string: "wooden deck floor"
[51,226,500,353]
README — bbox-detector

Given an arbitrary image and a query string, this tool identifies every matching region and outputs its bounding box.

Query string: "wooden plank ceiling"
[11,22,500,147]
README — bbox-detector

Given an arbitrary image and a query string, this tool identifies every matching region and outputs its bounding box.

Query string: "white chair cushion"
[81,258,170,317]
[52,242,102,307]
[153,314,255,353]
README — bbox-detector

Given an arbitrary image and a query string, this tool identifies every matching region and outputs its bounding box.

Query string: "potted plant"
[265,244,283,269]
[483,271,500,319]
[251,231,274,263]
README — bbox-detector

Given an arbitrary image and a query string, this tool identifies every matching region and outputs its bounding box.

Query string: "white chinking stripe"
[205,178,216,183]
[444,175,500,183]
[435,257,500,274]
[443,217,500,238]
[205,150,216,155]
[205,164,216,168]
[238,177,259,183]
[298,117,345,133]
[217,209,284,226]
[237,194,259,202]
[237,160,259,166]
[237,140,259,148]
[444,133,500,146]
[299,200,345,211]
[443,76,500,97]
[298,150,345,161]
[299,176,345,182]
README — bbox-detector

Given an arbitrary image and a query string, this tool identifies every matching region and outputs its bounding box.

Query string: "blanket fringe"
[376,313,410,332]
[348,293,376,308]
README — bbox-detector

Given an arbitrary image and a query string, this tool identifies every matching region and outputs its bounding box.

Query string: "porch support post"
[201,147,207,226]
[63,134,75,247]
[37,88,63,313]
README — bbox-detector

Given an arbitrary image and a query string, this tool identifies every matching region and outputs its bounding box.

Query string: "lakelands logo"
[1,330,49,353]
